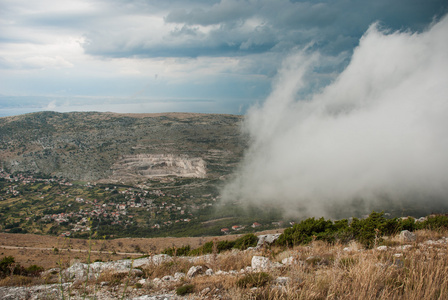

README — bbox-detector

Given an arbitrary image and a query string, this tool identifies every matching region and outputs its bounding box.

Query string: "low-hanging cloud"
[221,15,448,218]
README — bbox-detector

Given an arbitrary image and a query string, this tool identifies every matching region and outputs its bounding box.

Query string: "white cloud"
[221,16,448,218]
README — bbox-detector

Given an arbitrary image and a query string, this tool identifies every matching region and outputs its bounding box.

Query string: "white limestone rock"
[256,234,281,248]
[251,256,271,271]
[399,230,416,242]
[187,265,204,278]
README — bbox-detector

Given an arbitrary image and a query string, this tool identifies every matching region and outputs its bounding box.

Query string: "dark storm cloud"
[78,0,447,79]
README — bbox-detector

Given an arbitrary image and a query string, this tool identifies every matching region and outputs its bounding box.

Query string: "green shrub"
[237,272,271,288]
[25,265,44,277]
[176,284,194,295]
[276,217,340,246]
[233,234,258,250]
[0,256,15,278]
[276,211,410,249]
[419,215,448,230]
[162,245,191,256]
[189,240,236,256]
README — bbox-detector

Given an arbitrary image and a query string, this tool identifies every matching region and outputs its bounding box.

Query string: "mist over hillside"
[221,16,448,219]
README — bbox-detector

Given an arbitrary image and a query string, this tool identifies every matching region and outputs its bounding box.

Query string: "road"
[0,245,142,256]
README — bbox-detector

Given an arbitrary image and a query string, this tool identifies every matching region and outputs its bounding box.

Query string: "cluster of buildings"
[0,169,72,186]
[36,185,216,234]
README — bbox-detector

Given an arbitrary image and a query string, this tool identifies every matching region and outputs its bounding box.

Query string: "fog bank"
[221,16,448,218]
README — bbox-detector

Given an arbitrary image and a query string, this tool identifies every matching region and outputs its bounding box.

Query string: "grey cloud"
[165,1,253,26]
[81,0,446,62]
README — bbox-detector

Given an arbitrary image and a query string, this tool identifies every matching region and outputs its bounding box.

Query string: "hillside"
[0,112,289,238]
[0,111,246,182]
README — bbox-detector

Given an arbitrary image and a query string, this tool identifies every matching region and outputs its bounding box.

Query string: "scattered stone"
[399,230,416,242]
[275,277,291,285]
[174,272,185,280]
[376,246,388,251]
[132,294,179,300]
[133,257,153,268]
[152,254,172,265]
[393,253,403,258]
[187,265,204,278]
[162,275,175,282]
[256,234,281,248]
[281,257,296,265]
[205,268,214,276]
[215,270,228,275]
[251,256,271,271]
[401,245,413,251]
[201,287,211,295]
[0,283,70,300]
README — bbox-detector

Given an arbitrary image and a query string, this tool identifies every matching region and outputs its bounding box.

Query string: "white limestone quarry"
[110,154,207,180]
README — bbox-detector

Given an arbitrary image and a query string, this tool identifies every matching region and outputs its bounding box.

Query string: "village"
[0,170,282,238]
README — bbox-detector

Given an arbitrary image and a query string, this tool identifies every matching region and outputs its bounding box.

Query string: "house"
[221,228,230,234]
[251,222,262,228]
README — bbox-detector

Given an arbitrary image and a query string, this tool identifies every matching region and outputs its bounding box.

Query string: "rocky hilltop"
[0,111,246,182]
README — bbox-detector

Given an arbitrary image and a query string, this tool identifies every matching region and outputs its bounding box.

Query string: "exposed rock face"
[63,255,170,282]
[0,283,69,300]
[111,154,207,179]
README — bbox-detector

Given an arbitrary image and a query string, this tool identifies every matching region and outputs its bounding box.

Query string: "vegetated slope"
[0,111,246,182]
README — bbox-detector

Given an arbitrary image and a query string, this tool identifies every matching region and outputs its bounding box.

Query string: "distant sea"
[0,96,245,117]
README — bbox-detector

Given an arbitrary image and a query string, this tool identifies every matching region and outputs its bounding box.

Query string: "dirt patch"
[1,232,284,269]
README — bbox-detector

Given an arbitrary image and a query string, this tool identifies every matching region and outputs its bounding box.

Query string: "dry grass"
[1,229,447,299]
[233,230,448,300]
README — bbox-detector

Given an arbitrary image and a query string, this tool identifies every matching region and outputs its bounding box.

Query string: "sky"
[1,0,446,117]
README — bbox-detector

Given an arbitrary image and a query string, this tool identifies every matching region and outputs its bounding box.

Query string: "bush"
[188,234,259,256]
[25,265,44,277]
[277,217,339,246]
[162,245,191,257]
[0,256,44,278]
[419,215,448,230]
[276,211,412,249]
[189,240,236,256]
[0,256,15,278]
[176,284,194,295]
[397,217,417,232]
[237,272,271,288]
[233,234,258,250]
